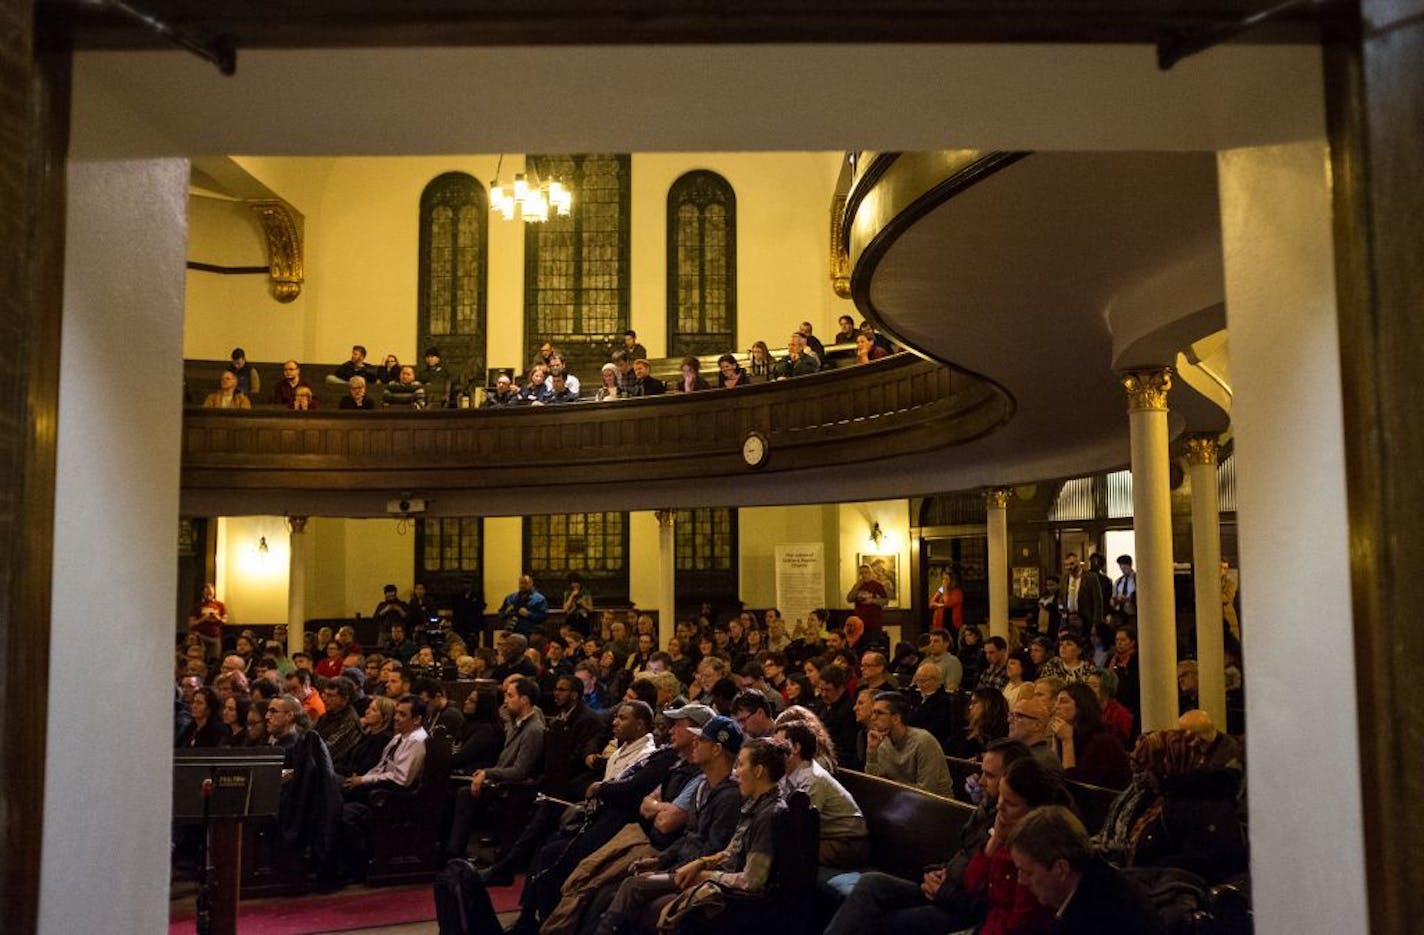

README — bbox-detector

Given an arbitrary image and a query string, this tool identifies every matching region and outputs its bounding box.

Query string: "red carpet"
[169,877,524,934]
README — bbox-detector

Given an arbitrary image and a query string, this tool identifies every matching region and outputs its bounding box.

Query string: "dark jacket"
[655,775,743,867]
[1052,856,1167,935]
[911,687,963,754]
[1127,768,1247,884]
[814,692,861,771]
[541,700,608,799]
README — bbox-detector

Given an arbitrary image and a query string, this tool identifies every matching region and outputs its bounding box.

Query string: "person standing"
[188,583,227,663]
[498,573,550,637]
[1110,555,1137,627]
[846,563,888,643]
[226,347,260,396]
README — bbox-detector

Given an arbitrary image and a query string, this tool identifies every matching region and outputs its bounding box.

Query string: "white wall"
[40,159,189,935]
[1219,142,1367,934]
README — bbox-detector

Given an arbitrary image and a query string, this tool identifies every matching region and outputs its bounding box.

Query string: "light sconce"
[868,522,884,550]
[257,536,269,554]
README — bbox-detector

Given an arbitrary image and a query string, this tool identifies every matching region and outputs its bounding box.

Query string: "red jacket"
[962,843,1055,935]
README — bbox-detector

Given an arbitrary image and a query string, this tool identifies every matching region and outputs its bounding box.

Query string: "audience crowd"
[175,565,1246,935]
[197,316,898,412]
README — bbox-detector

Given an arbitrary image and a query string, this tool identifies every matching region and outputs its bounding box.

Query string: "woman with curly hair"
[774,704,839,771]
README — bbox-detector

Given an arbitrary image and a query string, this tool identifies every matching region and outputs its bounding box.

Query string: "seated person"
[314,675,364,767]
[625,359,665,397]
[202,370,251,409]
[774,720,867,869]
[505,702,673,934]
[382,365,427,408]
[908,661,962,754]
[417,346,453,407]
[334,694,395,776]
[810,665,860,770]
[1039,632,1099,685]
[271,359,313,408]
[519,364,553,405]
[864,691,953,797]
[329,344,377,384]
[413,677,465,736]
[547,372,580,404]
[291,385,316,410]
[1048,683,1131,789]
[825,739,1033,934]
[483,373,520,407]
[730,689,777,740]
[337,694,429,882]
[674,356,710,393]
[447,676,547,858]
[774,332,820,379]
[339,375,375,409]
[548,352,580,396]
[1011,805,1168,935]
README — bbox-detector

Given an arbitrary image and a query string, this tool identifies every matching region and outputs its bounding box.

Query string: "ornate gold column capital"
[249,199,305,303]
[288,515,308,535]
[984,487,1011,510]
[1183,434,1220,466]
[1121,368,1173,412]
[655,509,676,528]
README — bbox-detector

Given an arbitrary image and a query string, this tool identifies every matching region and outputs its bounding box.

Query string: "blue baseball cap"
[688,714,743,754]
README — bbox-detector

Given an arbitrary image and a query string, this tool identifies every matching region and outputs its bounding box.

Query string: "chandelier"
[489,155,572,223]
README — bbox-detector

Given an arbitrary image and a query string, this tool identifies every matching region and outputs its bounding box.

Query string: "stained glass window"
[525,512,630,603]
[668,171,736,357]
[419,172,487,394]
[418,518,482,573]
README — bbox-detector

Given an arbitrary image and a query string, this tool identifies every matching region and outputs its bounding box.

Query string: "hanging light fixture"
[490,155,572,223]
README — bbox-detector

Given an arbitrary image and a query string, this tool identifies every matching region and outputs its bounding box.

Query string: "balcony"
[181,352,1011,517]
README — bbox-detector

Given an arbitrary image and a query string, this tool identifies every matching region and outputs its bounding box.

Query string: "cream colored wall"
[629,153,849,357]
[836,500,915,611]
[628,511,662,609]
[738,504,830,610]
[482,516,525,606]
[184,152,844,376]
[214,515,292,623]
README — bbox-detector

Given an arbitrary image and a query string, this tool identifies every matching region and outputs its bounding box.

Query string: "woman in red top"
[1050,682,1133,789]
[961,757,1067,935]
[315,639,346,679]
[930,571,965,631]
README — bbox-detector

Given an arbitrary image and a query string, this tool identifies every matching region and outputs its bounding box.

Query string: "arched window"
[675,508,738,611]
[525,154,631,376]
[418,172,487,398]
[667,170,736,357]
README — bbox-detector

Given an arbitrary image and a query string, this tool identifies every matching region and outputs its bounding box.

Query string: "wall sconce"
[868,522,884,550]
[257,536,269,554]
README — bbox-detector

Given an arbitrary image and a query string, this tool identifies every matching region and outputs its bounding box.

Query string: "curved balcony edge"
[181,354,1014,498]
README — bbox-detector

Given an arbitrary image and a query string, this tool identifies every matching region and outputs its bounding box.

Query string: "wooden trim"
[1324,6,1424,934]
[0,17,69,933]
[42,2,1326,51]
[180,355,1010,504]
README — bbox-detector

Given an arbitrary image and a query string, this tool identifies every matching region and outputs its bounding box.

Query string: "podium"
[174,749,285,935]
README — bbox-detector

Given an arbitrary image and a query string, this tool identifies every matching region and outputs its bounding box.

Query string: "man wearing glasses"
[1007,696,1063,773]
[865,691,953,796]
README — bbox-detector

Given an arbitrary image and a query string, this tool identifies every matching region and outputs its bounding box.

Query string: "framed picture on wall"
[1014,566,1040,600]
[857,552,900,608]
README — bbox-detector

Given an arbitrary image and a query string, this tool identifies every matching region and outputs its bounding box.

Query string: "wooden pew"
[1064,778,1121,837]
[834,769,976,881]
[364,726,454,885]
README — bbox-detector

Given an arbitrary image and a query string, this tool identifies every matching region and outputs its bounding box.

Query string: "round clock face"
[742,432,768,468]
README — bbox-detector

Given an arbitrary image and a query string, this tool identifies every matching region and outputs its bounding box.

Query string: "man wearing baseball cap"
[594,713,746,935]
[641,703,717,844]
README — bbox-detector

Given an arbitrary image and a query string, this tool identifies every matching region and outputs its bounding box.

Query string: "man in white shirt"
[776,720,868,868]
[336,694,429,883]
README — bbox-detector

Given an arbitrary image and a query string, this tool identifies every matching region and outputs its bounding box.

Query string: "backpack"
[434,858,503,935]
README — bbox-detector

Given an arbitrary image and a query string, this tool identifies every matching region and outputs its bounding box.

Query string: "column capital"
[1183,434,1220,466]
[1120,368,1173,412]
[983,487,1011,510]
[654,509,676,528]
[287,515,308,534]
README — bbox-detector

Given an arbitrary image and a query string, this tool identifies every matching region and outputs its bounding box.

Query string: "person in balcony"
[339,375,375,410]
[226,347,260,396]
[547,352,580,397]
[627,359,666,397]
[376,353,401,384]
[382,365,426,408]
[774,331,820,379]
[746,341,774,382]
[594,363,623,401]
[329,343,377,385]
[855,330,889,364]
[203,370,251,409]
[833,314,857,345]
[519,364,553,405]
[622,329,648,361]
[716,353,750,389]
[272,359,314,409]
[547,372,580,404]
[675,356,710,392]
[483,373,520,408]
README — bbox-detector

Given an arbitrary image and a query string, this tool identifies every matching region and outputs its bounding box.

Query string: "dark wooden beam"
[37,0,1324,52]
[0,5,68,931]
[1326,3,1424,934]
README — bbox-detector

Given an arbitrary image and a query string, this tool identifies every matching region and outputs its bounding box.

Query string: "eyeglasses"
[1009,712,1043,722]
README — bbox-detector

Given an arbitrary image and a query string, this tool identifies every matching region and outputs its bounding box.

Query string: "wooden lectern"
[174,748,284,935]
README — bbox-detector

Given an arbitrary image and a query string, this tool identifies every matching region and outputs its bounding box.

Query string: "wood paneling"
[182,355,1009,497]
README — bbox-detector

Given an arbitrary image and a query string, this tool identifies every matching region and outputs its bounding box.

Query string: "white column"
[1121,368,1178,733]
[656,510,676,635]
[985,488,1010,641]
[41,158,188,935]
[1184,436,1226,729]
[1219,142,1366,934]
[287,516,308,658]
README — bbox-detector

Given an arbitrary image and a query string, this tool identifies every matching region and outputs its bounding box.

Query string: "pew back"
[835,768,975,881]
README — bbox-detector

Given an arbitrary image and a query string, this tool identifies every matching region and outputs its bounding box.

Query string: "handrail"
[182,353,1009,497]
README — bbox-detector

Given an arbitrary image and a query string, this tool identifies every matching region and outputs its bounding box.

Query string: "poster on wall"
[857,552,900,608]
[1014,566,1040,600]
[775,543,825,630]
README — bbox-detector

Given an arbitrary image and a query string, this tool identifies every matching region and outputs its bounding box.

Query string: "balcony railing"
[182,353,1010,498]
